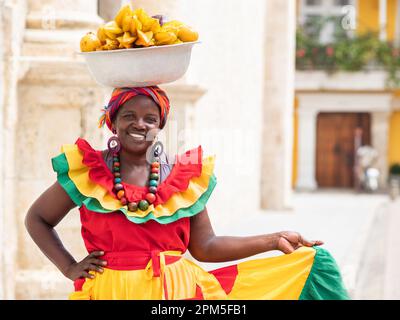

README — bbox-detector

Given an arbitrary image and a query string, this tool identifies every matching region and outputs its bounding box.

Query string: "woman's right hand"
[63,251,107,281]
[275,231,324,254]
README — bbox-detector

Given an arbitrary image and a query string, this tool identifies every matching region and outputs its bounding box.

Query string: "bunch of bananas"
[80,4,199,52]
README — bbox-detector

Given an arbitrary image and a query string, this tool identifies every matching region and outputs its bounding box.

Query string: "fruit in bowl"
[80,4,199,52]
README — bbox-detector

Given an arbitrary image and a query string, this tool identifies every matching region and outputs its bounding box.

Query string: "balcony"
[295,70,388,92]
[296,21,400,90]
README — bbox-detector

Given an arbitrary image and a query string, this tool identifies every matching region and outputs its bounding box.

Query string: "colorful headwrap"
[98,86,170,131]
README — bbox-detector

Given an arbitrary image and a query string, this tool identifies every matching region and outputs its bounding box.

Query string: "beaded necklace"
[112,152,161,213]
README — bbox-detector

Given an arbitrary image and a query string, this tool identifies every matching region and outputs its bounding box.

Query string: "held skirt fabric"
[52,138,349,300]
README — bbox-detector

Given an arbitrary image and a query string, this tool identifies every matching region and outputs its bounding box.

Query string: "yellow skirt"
[69,246,349,300]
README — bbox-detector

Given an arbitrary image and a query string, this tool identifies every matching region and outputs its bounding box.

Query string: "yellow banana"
[115,4,133,28]
[80,32,102,52]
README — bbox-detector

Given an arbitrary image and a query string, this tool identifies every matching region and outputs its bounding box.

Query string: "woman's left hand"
[275,231,324,254]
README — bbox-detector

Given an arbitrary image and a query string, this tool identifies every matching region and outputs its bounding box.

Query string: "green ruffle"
[52,153,216,224]
[299,247,350,300]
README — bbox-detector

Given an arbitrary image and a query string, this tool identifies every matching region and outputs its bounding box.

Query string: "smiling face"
[112,95,161,155]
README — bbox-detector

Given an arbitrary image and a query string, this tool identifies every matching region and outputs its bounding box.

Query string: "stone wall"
[8,1,109,299]
[1,0,29,300]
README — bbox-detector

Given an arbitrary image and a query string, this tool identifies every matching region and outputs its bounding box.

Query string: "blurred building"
[294,0,400,190]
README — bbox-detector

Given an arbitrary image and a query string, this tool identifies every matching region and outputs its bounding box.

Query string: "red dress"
[51,138,349,300]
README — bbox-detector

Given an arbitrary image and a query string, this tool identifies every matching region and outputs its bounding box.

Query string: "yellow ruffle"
[61,144,215,218]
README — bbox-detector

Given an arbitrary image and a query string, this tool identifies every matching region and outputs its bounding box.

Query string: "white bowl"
[78,41,200,88]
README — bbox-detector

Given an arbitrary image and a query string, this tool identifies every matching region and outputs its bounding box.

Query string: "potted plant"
[390,163,400,177]
[388,163,400,200]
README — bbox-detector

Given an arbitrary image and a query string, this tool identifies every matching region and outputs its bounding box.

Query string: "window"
[299,0,357,43]
[306,0,323,5]
[334,0,352,6]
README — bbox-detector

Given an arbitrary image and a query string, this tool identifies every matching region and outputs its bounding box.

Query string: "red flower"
[392,48,399,57]
[296,48,306,58]
[326,46,334,57]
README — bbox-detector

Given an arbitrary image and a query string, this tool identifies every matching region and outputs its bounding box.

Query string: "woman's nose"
[133,118,146,129]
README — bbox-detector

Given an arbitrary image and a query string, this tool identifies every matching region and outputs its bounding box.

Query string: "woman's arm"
[25,182,106,280]
[188,208,323,263]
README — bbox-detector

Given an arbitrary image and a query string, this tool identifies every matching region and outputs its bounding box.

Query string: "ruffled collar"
[75,138,203,206]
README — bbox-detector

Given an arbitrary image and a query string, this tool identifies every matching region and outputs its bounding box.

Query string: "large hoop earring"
[153,141,164,158]
[146,137,164,164]
[107,135,121,155]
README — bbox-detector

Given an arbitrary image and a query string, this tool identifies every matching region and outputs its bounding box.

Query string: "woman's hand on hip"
[275,231,324,254]
[64,251,107,281]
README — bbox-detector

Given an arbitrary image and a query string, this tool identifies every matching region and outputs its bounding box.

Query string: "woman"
[25,86,349,300]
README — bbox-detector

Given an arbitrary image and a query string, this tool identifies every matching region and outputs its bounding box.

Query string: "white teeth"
[129,133,145,140]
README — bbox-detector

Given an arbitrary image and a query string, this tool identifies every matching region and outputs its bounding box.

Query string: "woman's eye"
[123,114,135,119]
[146,118,157,123]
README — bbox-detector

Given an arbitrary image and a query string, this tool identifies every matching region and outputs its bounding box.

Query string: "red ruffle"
[75,138,203,206]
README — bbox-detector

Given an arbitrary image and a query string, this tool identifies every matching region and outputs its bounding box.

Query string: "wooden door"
[316,113,371,188]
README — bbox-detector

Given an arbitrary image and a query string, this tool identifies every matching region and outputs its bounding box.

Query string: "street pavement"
[196,190,391,299]
[383,199,400,299]
[354,198,400,299]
